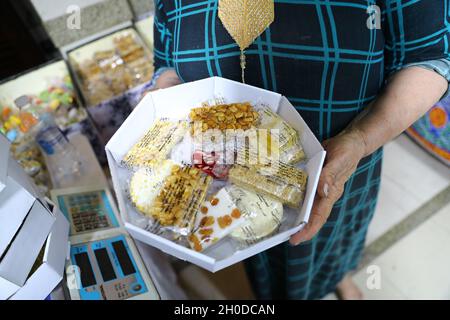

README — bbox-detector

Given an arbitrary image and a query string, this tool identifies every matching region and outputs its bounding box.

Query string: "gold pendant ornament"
[219,0,275,83]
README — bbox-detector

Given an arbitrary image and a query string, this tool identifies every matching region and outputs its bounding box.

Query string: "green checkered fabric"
[153,0,450,299]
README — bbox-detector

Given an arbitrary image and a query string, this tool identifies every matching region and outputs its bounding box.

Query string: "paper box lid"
[9,205,69,300]
[106,77,326,272]
[0,133,10,193]
[0,200,55,287]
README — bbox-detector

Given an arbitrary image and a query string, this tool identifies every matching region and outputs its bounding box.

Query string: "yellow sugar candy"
[49,100,60,110]
[123,119,187,168]
[9,115,22,126]
[4,121,12,130]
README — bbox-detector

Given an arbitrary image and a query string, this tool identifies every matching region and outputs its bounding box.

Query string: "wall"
[30,0,154,48]
[31,0,103,21]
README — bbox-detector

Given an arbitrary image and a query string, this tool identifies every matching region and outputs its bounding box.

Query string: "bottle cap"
[14,95,30,109]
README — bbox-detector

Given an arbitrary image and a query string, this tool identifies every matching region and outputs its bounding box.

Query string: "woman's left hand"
[290,129,367,245]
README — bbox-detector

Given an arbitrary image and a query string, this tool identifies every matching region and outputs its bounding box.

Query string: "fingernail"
[323,183,329,198]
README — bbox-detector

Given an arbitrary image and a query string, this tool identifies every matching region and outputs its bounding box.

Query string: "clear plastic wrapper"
[189,102,259,133]
[122,119,188,168]
[128,160,174,216]
[120,46,145,64]
[127,160,213,236]
[9,136,52,192]
[185,99,263,178]
[18,159,42,177]
[94,49,116,63]
[229,150,308,208]
[13,145,41,161]
[83,73,113,105]
[78,60,102,81]
[257,106,306,164]
[192,150,230,179]
[126,58,154,85]
[114,32,145,60]
[226,185,284,246]
[170,131,231,179]
[188,187,245,252]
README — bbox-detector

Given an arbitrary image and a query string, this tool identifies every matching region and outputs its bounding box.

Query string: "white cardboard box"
[0,156,44,259]
[0,200,55,299]
[106,77,326,272]
[0,154,57,299]
[0,144,69,299]
[9,205,70,300]
[0,133,10,193]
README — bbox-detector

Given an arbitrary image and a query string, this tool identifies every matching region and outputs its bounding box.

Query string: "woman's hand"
[289,66,447,246]
[141,69,182,99]
[153,68,182,90]
[290,128,367,245]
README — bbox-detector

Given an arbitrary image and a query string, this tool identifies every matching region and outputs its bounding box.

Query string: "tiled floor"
[352,203,450,300]
[328,134,450,300]
[365,134,450,245]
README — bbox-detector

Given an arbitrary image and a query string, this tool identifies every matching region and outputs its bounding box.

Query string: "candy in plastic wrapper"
[14,147,41,161]
[129,160,174,216]
[257,106,306,164]
[123,119,188,168]
[228,158,307,208]
[18,159,42,177]
[36,184,49,195]
[192,150,230,179]
[227,186,284,245]
[188,188,245,252]
[152,165,212,232]
[189,102,259,133]
[128,160,213,235]
[93,50,116,63]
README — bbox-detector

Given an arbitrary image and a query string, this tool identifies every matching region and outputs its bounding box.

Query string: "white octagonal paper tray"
[106,77,326,272]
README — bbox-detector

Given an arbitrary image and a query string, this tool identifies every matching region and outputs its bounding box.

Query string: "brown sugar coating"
[189,102,259,132]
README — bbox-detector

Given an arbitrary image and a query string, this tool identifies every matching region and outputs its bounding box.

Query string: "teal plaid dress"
[153,0,450,299]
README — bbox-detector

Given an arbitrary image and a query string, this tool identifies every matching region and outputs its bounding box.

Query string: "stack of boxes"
[0,134,69,300]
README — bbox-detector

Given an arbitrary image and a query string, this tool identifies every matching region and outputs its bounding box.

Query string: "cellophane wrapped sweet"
[257,106,306,164]
[227,185,284,246]
[127,160,212,236]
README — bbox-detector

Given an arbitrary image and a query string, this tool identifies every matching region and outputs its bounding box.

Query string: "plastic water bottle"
[15,95,83,187]
[34,113,83,186]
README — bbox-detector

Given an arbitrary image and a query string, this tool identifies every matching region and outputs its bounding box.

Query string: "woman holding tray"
[150,0,450,299]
